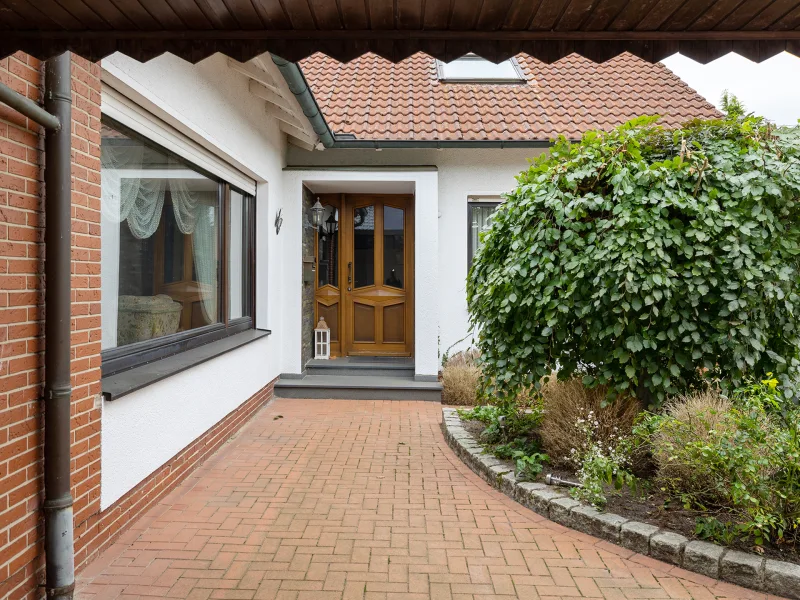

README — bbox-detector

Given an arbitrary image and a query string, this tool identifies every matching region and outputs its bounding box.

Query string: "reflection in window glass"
[353,205,374,288]
[229,190,252,320]
[438,55,525,82]
[383,206,404,289]
[318,205,339,288]
[100,121,220,349]
[469,203,500,263]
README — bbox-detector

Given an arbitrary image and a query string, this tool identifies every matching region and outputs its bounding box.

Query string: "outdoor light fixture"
[323,211,338,236]
[314,316,330,359]
[310,197,325,227]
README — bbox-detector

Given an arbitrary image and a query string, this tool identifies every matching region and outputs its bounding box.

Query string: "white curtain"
[100,146,219,348]
[169,177,201,234]
[192,203,218,324]
[101,144,166,239]
[470,204,498,255]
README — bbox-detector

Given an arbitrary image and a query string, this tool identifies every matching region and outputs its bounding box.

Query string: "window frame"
[436,55,527,84]
[100,117,257,378]
[467,198,503,266]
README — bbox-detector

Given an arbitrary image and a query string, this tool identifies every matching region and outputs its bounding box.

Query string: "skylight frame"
[435,54,527,84]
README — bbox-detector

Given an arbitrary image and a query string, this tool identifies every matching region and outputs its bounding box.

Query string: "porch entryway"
[277,186,440,400]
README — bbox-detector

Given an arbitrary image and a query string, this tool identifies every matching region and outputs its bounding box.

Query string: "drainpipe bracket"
[46,384,72,401]
[45,90,72,104]
[42,495,74,511]
[42,582,75,597]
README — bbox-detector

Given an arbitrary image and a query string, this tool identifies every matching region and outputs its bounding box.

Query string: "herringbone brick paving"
[75,400,780,600]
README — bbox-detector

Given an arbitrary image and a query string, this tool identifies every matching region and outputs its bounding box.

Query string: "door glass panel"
[383,205,404,289]
[318,205,339,288]
[353,205,374,288]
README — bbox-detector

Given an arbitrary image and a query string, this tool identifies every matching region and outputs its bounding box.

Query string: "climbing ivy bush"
[467,115,800,405]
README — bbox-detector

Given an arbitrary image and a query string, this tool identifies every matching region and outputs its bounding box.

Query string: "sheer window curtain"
[470,204,499,258]
[100,145,219,349]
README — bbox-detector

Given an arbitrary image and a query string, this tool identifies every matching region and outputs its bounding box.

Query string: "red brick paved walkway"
[76,400,776,600]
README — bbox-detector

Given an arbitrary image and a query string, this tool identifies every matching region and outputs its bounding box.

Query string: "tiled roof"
[300,52,722,142]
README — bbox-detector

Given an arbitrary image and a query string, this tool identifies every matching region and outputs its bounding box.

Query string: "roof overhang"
[3,1,800,64]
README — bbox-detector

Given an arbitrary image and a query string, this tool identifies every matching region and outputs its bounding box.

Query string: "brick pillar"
[0,52,103,599]
[68,54,103,570]
[0,51,46,600]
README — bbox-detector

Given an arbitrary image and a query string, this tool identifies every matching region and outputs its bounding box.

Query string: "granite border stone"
[441,406,798,600]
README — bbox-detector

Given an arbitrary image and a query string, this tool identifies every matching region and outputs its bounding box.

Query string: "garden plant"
[467,111,800,405]
[458,104,800,561]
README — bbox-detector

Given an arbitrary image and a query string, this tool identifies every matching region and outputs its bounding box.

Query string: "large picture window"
[468,200,501,265]
[100,119,255,375]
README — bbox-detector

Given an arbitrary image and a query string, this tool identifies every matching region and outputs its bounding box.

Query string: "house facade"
[0,49,718,598]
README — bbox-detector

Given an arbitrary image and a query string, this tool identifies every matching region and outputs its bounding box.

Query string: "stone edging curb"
[441,407,800,600]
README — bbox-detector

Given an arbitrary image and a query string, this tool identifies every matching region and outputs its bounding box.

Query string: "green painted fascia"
[271,54,336,148]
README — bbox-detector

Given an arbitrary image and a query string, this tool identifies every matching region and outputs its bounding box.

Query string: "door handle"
[347,261,352,291]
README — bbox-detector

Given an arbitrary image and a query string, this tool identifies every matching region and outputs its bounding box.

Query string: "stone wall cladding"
[441,406,800,600]
[0,51,46,600]
[301,185,314,366]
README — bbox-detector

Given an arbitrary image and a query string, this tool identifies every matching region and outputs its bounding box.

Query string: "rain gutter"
[271,55,560,150]
[326,138,555,149]
[271,54,335,148]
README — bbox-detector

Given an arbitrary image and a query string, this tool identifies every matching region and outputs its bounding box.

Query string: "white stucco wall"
[282,170,440,378]
[285,147,546,360]
[99,53,292,509]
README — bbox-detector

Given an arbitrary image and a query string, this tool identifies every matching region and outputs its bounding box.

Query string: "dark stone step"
[275,374,441,402]
[305,358,415,377]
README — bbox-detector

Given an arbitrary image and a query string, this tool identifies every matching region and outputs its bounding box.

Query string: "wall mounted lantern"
[310,197,325,228]
[323,211,338,236]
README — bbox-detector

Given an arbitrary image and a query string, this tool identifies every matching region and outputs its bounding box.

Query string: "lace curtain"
[101,145,218,322]
[470,204,498,256]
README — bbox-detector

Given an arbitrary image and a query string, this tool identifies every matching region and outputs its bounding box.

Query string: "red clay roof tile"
[300,52,721,141]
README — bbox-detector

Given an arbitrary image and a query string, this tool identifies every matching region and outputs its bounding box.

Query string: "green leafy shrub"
[538,375,642,468]
[457,404,501,424]
[458,401,547,476]
[467,114,800,405]
[512,451,549,481]
[636,378,800,546]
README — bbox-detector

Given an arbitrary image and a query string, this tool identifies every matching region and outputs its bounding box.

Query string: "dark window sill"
[102,329,271,401]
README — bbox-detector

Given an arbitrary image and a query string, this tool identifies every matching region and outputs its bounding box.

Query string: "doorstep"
[275,357,441,401]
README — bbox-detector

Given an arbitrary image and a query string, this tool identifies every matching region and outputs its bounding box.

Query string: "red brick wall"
[68,53,103,555]
[0,51,46,600]
[0,51,104,600]
[1,51,274,599]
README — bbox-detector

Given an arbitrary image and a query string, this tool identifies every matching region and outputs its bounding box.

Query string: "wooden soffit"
[3,0,800,64]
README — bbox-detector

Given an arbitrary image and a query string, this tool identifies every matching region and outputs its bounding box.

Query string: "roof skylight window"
[436,54,526,83]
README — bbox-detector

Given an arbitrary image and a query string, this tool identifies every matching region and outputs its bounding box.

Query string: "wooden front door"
[313,194,414,358]
[343,195,414,356]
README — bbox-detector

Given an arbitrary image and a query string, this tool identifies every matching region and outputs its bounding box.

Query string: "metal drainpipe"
[43,51,75,600]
